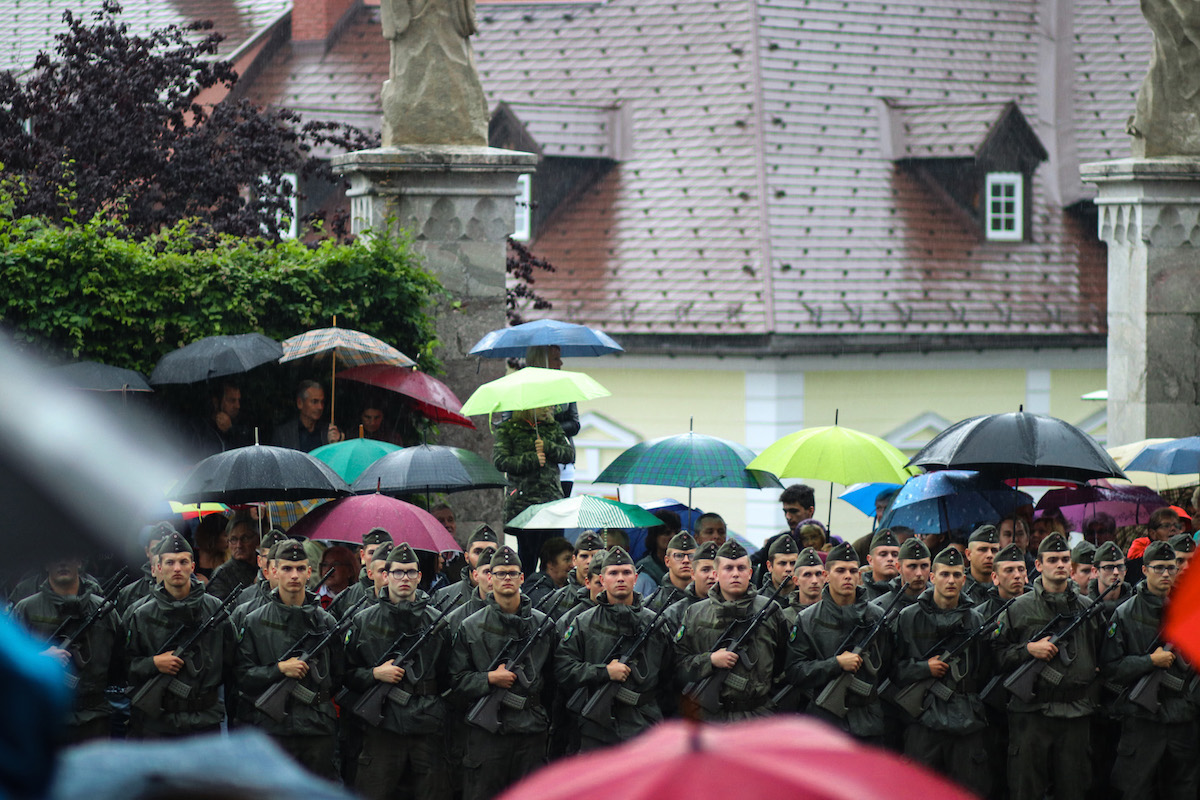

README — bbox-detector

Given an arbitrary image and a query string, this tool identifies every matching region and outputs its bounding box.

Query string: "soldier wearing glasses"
[645,532,697,613]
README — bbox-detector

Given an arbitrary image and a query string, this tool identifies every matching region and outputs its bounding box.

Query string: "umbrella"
[908,409,1126,482]
[497,716,974,800]
[459,367,610,416]
[507,495,663,532]
[351,444,507,495]
[838,482,903,516]
[1124,437,1200,475]
[594,429,781,507]
[53,361,152,393]
[879,470,1033,534]
[286,493,462,551]
[747,424,913,485]
[338,364,475,429]
[167,501,230,520]
[170,444,352,505]
[1034,482,1167,529]
[148,333,282,386]
[310,438,403,483]
[469,319,624,358]
[1165,555,1200,669]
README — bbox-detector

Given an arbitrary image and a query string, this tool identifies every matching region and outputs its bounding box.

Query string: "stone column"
[332,145,537,536]
[1080,157,1200,445]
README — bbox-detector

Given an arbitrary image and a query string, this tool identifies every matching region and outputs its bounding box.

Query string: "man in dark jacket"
[645,531,697,613]
[861,529,901,602]
[963,523,1000,604]
[206,512,262,601]
[433,525,499,612]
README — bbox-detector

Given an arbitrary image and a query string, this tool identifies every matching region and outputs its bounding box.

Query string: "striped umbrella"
[281,321,415,420]
[507,495,663,532]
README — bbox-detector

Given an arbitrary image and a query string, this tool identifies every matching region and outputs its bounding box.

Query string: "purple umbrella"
[1034,482,1167,529]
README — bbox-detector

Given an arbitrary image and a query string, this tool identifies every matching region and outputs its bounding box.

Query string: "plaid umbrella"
[281,324,415,421]
[255,499,327,531]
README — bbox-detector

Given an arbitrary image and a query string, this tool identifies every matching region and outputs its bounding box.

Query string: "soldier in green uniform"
[870,537,930,615]
[675,540,789,720]
[545,553,604,760]
[644,532,697,613]
[1170,531,1195,571]
[331,528,393,619]
[992,533,1100,800]
[545,531,606,621]
[784,547,827,624]
[232,530,290,615]
[523,537,574,605]
[761,535,798,606]
[655,540,717,716]
[861,530,901,601]
[1070,541,1096,596]
[441,545,496,781]
[345,542,452,800]
[1100,540,1198,799]
[1088,541,1133,620]
[892,546,991,797]
[450,546,554,800]
[235,540,341,779]
[555,547,672,749]
[125,533,232,737]
[977,543,1029,619]
[116,522,173,617]
[963,524,999,605]
[433,525,499,612]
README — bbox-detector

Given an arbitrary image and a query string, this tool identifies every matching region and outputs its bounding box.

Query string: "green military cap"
[1144,540,1176,564]
[933,546,964,568]
[898,537,931,561]
[1170,533,1196,554]
[362,527,393,547]
[715,540,748,561]
[667,531,698,552]
[387,542,419,565]
[587,554,606,578]
[266,540,285,561]
[602,547,635,569]
[1094,541,1124,563]
[140,521,177,548]
[491,545,522,569]
[968,524,999,545]
[275,540,308,563]
[870,529,900,551]
[797,547,824,568]
[370,543,393,564]
[155,532,193,556]
[260,529,289,552]
[768,535,799,558]
[575,531,606,553]
[826,541,857,565]
[693,541,719,563]
[1038,532,1070,555]
[467,524,499,546]
[475,546,497,567]
[995,543,1026,563]
[1070,541,1096,565]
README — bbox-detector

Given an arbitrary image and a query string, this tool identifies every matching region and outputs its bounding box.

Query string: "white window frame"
[985,172,1023,242]
[512,173,532,241]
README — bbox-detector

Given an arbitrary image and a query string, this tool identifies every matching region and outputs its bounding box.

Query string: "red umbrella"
[287,493,461,552]
[1165,557,1200,667]
[339,364,475,429]
[498,717,976,800]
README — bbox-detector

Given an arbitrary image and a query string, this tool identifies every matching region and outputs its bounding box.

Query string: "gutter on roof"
[609,332,1107,358]
[227,8,292,66]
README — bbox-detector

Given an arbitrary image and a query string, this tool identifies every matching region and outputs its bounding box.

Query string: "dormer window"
[985,172,1023,241]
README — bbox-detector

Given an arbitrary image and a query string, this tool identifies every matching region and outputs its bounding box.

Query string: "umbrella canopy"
[287,493,461,551]
[167,501,230,520]
[595,432,782,495]
[460,367,610,415]
[149,333,282,386]
[1124,436,1200,475]
[338,364,475,429]
[1165,557,1200,669]
[879,470,1033,534]
[1034,482,1167,529]
[507,495,663,531]
[351,444,507,495]
[310,438,403,483]
[280,326,415,369]
[170,444,352,505]
[498,716,974,800]
[838,482,903,516]
[469,319,624,358]
[54,361,152,393]
[747,425,914,485]
[908,410,1126,482]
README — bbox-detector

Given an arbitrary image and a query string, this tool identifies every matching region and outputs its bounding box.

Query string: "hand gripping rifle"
[254,594,369,722]
[352,604,454,725]
[49,567,129,688]
[888,598,1015,719]
[570,601,674,725]
[1001,580,1119,703]
[811,583,909,718]
[129,588,241,717]
[682,578,789,715]
[1126,641,1192,713]
[467,592,568,734]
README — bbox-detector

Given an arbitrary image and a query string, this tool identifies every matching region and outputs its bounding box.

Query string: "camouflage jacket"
[493,417,574,522]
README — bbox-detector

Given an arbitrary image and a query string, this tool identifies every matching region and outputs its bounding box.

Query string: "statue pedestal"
[332,145,537,535]
[1081,157,1200,445]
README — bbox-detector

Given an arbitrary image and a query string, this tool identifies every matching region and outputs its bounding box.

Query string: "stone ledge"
[332,145,538,173]
[1081,156,1200,185]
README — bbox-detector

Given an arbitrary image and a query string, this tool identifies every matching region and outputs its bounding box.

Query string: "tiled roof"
[1073,0,1150,166]
[891,101,1019,159]
[496,101,621,159]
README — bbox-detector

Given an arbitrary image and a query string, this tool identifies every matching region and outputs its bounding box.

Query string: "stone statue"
[1129,0,1200,157]
[380,0,489,147]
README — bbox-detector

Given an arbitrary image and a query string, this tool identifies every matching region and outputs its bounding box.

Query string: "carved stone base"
[332,146,538,537]
[1081,157,1200,444]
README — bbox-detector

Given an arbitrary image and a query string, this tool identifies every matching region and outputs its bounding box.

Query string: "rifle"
[682,578,790,715]
[568,601,674,724]
[254,595,369,722]
[129,588,241,717]
[810,583,909,719]
[1001,580,1119,703]
[48,567,129,643]
[888,598,1014,719]
[1126,641,1189,713]
[466,591,568,733]
[351,603,454,725]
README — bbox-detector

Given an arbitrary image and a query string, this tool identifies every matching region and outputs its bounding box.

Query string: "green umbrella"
[507,495,663,531]
[310,438,403,483]
[459,367,610,416]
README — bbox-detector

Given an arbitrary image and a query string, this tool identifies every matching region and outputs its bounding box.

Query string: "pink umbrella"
[1034,480,1167,529]
[287,493,461,552]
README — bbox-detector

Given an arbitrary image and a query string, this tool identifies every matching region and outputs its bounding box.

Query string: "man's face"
[768,553,798,588]
[160,552,194,590]
[875,495,892,523]
[868,546,900,580]
[1036,552,1071,587]
[967,542,998,578]
[545,550,574,585]
[1096,559,1126,591]
[386,561,421,602]
[998,519,1027,549]
[1151,515,1183,542]
[899,558,931,594]
[433,508,457,537]
[666,548,695,582]
[228,524,258,562]
[783,503,814,531]
[932,564,965,604]
[319,548,355,593]
[694,519,727,546]
[473,563,494,595]
[466,541,493,569]
[993,560,1028,598]
[361,408,384,434]
[1176,549,1195,570]
[794,565,827,602]
[827,561,859,602]
[490,565,524,599]
[602,564,637,601]
[1030,520,1054,551]
[367,559,389,591]
[220,386,241,420]
[1145,559,1178,597]
[574,549,599,582]
[692,559,718,594]
[1070,562,1094,591]
[277,559,311,595]
[716,556,752,597]
[362,542,384,567]
[298,387,325,426]
[46,559,81,590]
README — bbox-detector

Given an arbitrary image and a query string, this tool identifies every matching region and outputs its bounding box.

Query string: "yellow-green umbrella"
[459,367,610,416]
[748,425,914,485]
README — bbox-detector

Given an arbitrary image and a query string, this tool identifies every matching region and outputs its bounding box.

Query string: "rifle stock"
[351,604,453,725]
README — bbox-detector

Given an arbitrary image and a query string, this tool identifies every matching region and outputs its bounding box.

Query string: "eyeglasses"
[388,568,419,579]
[1146,564,1179,575]
[668,552,693,562]
[492,569,521,580]
[1097,564,1127,572]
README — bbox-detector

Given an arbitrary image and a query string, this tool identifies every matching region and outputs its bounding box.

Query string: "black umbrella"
[149,333,282,386]
[171,444,352,505]
[54,361,153,392]
[351,444,507,495]
[908,410,1126,483]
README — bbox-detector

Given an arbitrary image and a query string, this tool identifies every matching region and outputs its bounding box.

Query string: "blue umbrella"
[838,482,902,516]
[1124,437,1200,475]
[879,470,1032,535]
[469,319,624,358]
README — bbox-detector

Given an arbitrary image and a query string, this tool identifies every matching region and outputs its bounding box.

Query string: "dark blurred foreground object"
[0,614,71,797]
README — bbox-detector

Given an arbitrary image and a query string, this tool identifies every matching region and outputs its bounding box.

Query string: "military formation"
[9,508,1200,800]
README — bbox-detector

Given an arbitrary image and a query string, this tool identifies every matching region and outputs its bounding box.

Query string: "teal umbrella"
[310,439,403,482]
[507,495,663,532]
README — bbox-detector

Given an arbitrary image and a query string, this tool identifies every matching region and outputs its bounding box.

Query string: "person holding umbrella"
[272,380,345,452]
[493,405,574,567]
[525,346,580,496]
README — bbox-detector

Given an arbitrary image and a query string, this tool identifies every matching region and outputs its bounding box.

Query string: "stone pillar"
[1081,157,1200,445]
[332,145,538,536]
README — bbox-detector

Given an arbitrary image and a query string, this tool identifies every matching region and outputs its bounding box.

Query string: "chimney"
[292,0,356,42]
